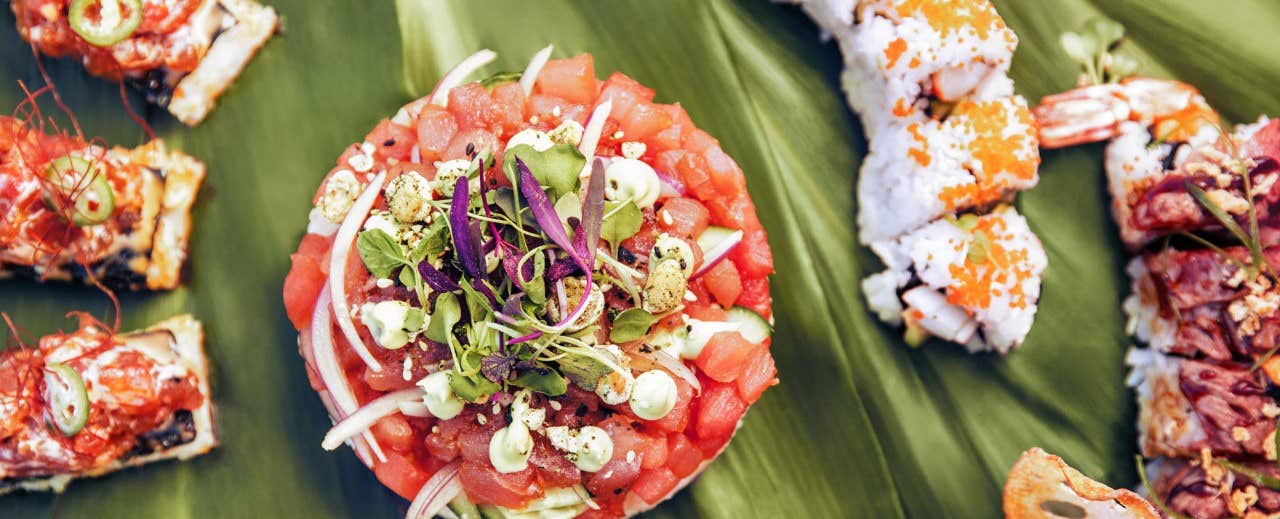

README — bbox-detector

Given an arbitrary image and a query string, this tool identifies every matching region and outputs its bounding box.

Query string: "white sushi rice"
[1122,257,1178,354]
[797,0,1018,138]
[857,95,1039,243]
[1125,348,1208,458]
[863,206,1047,353]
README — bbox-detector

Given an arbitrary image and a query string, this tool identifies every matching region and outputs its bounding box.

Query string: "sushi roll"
[281,48,778,518]
[791,0,1020,138]
[862,205,1047,353]
[857,95,1040,244]
[1126,349,1278,461]
[789,0,1048,351]
[1003,447,1158,519]
[1036,78,1280,251]
[1125,246,1280,361]
[1145,457,1280,518]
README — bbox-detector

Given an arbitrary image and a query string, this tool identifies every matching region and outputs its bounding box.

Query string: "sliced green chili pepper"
[43,155,115,226]
[69,0,143,47]
[43,362,90,436]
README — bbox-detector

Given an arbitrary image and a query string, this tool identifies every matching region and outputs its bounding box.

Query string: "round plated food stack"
[282,47,778,517]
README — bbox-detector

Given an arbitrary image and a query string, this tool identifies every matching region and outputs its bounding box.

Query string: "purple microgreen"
[481,352,516,382]
[502,292,525,321]
[546,256,580,282]
[449,176,484,278]
[579,158,606,267]
[516,158,594,330]
[517,158,577,259]
[418,261,461,293]
[471,278,500,308]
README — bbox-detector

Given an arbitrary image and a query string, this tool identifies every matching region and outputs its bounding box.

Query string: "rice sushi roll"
[789,0,1048,352]
[281,47,778,518]
[792,0,1020,139]
[857,95,1040,243]
[1126,349,1278,461]
[862,205,1046,353]
[1144,457,1280,518]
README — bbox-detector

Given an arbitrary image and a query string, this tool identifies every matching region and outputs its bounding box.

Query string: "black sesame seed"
[465,142,476,156]
[383,139,396,147]
[679,259,687,270]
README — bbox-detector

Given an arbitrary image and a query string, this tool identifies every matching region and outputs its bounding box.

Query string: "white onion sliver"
[690,229,743,280]
[430,49,498,107]
[398,400,433,418]
[519,44,554,96]
[311,288,387,462]
[328,172,387,372]
[639,349,701,394]
[406,462,463,519]
[578,99,613,159]
[322,387,426,450]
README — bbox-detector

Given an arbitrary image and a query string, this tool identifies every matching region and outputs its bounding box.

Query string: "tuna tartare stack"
[282,47,777,518]
[789,0,1047,353]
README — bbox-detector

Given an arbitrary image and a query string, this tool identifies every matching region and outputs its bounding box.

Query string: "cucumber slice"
[696,225,736,253]
[726,306,771,343]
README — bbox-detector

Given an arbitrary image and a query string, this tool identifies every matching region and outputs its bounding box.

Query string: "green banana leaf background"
[4,0,1280,517]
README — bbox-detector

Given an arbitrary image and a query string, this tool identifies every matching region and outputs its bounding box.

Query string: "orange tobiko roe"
[284,53,777,514]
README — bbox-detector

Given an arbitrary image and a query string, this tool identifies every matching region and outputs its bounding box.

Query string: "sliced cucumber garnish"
[725,306,771,343]
[43,155,115,226]
[696,225,737,254]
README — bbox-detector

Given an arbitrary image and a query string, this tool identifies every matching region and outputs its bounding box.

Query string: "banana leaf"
[3,0,1280,517]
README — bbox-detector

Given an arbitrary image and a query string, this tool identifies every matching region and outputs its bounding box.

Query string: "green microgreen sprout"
[1060,17,1138,86]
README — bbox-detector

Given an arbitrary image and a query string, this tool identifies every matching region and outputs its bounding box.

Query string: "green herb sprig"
[1060,18,1138,85]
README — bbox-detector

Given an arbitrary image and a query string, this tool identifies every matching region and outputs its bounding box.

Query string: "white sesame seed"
[477,414,488,425]
[552,106,562,117]
[548,401,562,411]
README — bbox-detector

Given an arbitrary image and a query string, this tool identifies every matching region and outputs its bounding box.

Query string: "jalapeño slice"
[43,362,90,436]
[69,0,143,47]
[43,155,116,226]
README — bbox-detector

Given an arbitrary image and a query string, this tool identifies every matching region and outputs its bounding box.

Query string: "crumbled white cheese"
[548,120,585,146]
[621,141,646,160]
[385,171,434,223]
[433,159,471,198]
[507,128,555,152]
[319,170,361,223]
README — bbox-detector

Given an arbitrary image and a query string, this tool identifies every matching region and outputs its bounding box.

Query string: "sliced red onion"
[519,45,553,96]
[578,99,613,160]
[630,349,701,394]
[579,159,605,269]
[328,171,387,372]
[405,462,463,519]
[655,171,688,198]
[322,387,426,450]
[690,229,743,280]
[311,289,386,463]
[430,50,498,107]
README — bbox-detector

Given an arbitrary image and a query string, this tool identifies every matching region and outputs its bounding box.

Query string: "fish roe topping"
[945,212,1036,311]
[936,98,1040,210]
[907,122,931,167]
[884,38,908,69]
[884,0,1012,43]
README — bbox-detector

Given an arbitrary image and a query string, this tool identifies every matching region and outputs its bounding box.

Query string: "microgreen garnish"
[609,308,658,343]
[600,200,642,252]
[354,144,648,403]
[1060,18,1138,85]
[1216,458,1280,491]
[1134,455,1189,519]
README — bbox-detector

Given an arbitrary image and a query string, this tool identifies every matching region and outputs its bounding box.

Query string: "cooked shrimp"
[1033,77,1218,149]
